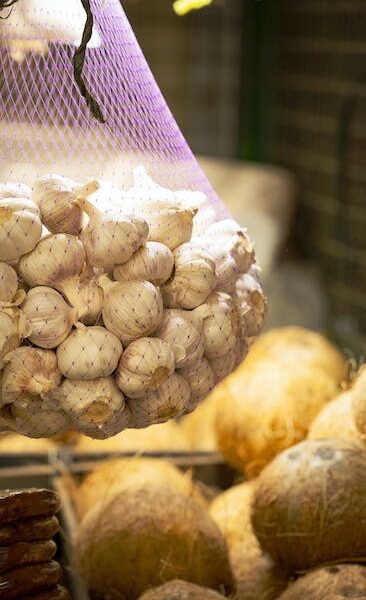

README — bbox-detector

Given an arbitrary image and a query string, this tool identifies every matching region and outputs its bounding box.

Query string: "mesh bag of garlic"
[0,0,266,439]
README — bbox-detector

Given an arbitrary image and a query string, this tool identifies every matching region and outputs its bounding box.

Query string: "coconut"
[0,433,57,453]
[76,421,191,453]
[214,327,345,477]
[351,367,366,436]
[251,438,366,572]
[180,394,220,452]
[75,484,233,599]
[308,390,365,444]
[76,456,205,518]
[209,482,288,600]
[277,564,366,599]
[138,579,227,599]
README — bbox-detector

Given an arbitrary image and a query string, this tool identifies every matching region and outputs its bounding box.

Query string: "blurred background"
[123,0,366,357]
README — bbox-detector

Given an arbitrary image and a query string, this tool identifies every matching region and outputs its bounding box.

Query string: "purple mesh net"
[0,0,266,440]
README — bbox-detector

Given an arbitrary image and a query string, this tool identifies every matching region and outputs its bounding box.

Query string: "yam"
[75,483,233,599]
[308,390,364,444]
[251,439,366,571]
[214,327,345,477]
[277,564,366,599]
[138,580,227,599]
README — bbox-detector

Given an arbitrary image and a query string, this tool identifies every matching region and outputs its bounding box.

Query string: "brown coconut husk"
[0,433,57,453]
[75,483,233,599]
[76,456,205,518]
[213,327,346,478]
[308,390,365,445]
[277,564,366,599]
[351,366,366,435]
[138,579,227,599]
[251,438,366,572]
[209,482,288,600]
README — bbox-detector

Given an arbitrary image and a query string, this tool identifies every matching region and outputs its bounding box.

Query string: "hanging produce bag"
[0,0,266,439]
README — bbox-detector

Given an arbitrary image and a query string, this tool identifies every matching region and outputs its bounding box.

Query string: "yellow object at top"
[173,0,214,16]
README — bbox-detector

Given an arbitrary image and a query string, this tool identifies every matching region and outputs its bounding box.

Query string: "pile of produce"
[0,168,265,439]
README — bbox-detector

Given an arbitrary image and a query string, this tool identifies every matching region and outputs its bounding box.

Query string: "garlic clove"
[0,262,18,303]
[52,376,128,438]
[32,174,100,235]
[22,286,78,349]
[127,373,191,428]
[192,291,240,359]
[58,271,104,326]
[162,242,217,309]
[113,241,174,286]
[56,324,122,380]
[77,198,149,268]
[135,199,197,251]
[0,182,31,199]
[154,308,204,369]
[115,337,175,398]
[179,357,215,405]
[18,234,86,289]
[0,197,43,262]
[99,276,164,345]
[1,347,61,409]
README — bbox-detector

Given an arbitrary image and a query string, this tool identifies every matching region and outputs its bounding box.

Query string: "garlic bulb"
[22,286,78,349]
[0,309,30,369]
[155,308,204,368]
[192,292,240,359]
[59,267,104,325]
[0,197,42,262]
[0,263,18,304]
[32,175,100,235]
[179,357,215,404]
[11,401,72,438]
[235,271,267,338]
[0,183,31,199]
[52,376,128,438]
[127,373,191,428]
[136,199,197,250]
[57,324,122,380]
[77,198,148,268]
[1,347,61,409]
[18,234,85,291]
[113,241,174,286]
[99,276,163,345]
[208,337,248,382]
[115,337,175,398]
[162,243,217,309]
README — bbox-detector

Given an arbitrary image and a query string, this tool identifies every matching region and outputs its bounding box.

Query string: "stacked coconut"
[0,167,266,439]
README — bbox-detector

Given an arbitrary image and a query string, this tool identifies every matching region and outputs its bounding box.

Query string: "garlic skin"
[162,243,217,309]
[0,183,31,199]
[57,324,122,380]
[32,175,100,235]
[1,347,61,409]
[115,337,175,398]
[235,271,267,338]
[127,373,191,428]
[99,276,163,345]
[192,292,240,359]
[208,337,248,383]
[113,241,174,286]
[52,376,128,439]
[155,308,204,369]
[59,268,104,325]
[22,286,78,349]
[179,357,215,404]
[77,198,149,268]
[0,197,42,262]
[0,263,18,303]
[11,401,72,438]
[136,199,197,251]
[18,234,86,290]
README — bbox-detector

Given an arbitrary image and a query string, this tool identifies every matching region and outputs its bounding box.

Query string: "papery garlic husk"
[1,347,61,410]
[135,199,197,251]
[32,175,100,236]
[0,262,18,303]
[208,337,248,383]
[99,276,164,345]
[57,324,122,380]
[127,373,191,428]
[192,292,240,359]
[154,308,204,369]
[18,234,86,290]
[77,198,149,268]
[10,401,72,438]
[113,241,174,286]
[115,337,175,398]
[179,357,215,405]
[22,286,78,349]
[235,271,267,338]
[0,183,31,199]
[0,197,43,262]
[52,376,129,438]
[0,307,31,369]
[59,267,104,325]
[162,243,217,309]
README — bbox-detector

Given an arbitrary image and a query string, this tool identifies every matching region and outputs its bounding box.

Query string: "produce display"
[0,169,265,440]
